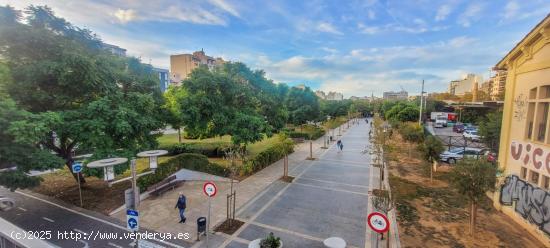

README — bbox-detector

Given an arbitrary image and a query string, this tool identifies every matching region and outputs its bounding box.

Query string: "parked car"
[453,124,465,133]
[463,130,481,141]
[440,147,488,164]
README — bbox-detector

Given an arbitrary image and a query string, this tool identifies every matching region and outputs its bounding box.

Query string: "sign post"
[368,212,389,247]
[72,162,83,207]
[127,209,139,247]
[203,182,217,248]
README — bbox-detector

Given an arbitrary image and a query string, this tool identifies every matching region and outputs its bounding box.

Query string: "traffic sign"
[203,182,217,197]
[367,212,389,233]
[127,209,139,231]
[72,162,83,173]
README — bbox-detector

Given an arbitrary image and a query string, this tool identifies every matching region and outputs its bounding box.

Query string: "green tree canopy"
[285,86,320,125]
[0,5,165,188]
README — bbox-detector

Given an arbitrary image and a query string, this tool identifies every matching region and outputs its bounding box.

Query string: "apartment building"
[490,70,508,100]
[448,74,483,96]
[383,90,408,100]
[170,49,224,84]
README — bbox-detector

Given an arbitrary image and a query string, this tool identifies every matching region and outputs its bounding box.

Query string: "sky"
[2,0,550,98]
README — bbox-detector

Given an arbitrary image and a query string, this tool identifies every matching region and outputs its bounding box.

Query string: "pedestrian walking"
[340,141,344,151]
[336,140,342,152]
[175,192,187,223]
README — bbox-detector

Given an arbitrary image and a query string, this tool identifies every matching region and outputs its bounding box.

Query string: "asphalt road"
[0,189,193,248]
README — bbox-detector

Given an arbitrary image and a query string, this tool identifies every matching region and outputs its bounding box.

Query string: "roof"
[495,14,550,69]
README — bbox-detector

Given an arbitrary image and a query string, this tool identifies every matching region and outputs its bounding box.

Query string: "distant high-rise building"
[315,90,343,100]
[315,90,326,99]
[153,68,170,93]
[448,74,483,96]
[383,90,408,100]
[490,70,507,100]
[170,49,225,84]
[102,43,126,56]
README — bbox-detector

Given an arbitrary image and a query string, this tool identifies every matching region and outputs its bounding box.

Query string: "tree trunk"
[178,128,182,143]
[469,201,477,236]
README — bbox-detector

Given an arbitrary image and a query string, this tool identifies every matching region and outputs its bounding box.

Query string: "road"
[427,122,486,150]
[212,119,378,248]
[0,189,193,248]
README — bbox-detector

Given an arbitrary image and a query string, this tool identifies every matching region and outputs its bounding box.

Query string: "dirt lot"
[386,133,546,248]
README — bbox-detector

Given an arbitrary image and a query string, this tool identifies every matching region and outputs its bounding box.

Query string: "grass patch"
[158,134,231,148]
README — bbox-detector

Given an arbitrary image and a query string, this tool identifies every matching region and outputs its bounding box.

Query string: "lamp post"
[86,150,168,209]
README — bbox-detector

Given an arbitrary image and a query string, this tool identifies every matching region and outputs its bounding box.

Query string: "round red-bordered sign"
[367,212,389,233]
[203,182,217,197]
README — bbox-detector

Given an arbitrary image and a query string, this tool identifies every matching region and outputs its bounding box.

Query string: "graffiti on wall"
[511,141,550,175]
[513,93,527,121]
[500,175,550,235]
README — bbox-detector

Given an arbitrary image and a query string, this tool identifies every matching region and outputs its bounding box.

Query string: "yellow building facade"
[494,14,550,244]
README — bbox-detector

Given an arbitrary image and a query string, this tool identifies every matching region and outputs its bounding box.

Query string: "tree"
[449,158,497,236]
[419,136,444,162]
[0,5,165,187]
[478,111,502,152]
[163,86,187,143]
[285,86,320,125]
[178,65,270,149]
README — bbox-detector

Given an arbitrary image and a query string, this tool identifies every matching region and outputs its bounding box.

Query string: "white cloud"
[316,22,344,35]
[208,0,240,18]
[458,3,484,27]
[114,9,137,23]
[435,4,452,21]
[448,36,476,48]
[321,47,338,54]
[503,1,519,20]
[4,0,240,26]
[358,23,380,34]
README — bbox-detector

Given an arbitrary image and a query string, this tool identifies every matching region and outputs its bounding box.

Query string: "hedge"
[288,128,325,140]
[137,153,229,191]
[241,140,294,175]
[165,142,230,157]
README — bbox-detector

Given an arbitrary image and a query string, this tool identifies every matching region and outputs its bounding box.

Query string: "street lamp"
[86,149,168,209]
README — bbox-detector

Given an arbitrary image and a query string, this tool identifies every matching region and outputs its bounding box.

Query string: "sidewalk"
[112,126,348,244]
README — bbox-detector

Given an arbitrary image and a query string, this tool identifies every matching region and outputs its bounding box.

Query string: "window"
[525,86,550,143]
[543,176,550,190]
[526,102,535,139]
[530,170,540,184]
[530,87,538,99]
[520,167,527,179]
[540,86,550,99]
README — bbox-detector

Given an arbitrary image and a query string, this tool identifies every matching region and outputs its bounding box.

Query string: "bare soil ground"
[386,133,546,248]
[32,168,130,214]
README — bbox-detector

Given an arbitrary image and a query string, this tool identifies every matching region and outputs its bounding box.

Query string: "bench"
[150,175,183,197]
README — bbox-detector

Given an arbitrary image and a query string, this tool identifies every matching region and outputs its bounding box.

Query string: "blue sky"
[3,0,550,97]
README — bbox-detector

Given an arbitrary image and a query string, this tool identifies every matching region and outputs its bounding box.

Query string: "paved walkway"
[113,124,344,244]
[213,120,374,248]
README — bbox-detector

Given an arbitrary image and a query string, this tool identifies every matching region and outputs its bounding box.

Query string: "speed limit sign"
[203,182,217,197]
[367,212,389,233]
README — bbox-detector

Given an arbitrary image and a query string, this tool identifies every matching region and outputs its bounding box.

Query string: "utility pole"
[418,79,424,125]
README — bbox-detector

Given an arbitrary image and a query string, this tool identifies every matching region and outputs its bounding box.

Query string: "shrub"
[137,153,229,191]
[398,122,424,143]
[241,139,294,176]
[288,126,325,140]
[166,142,230,157]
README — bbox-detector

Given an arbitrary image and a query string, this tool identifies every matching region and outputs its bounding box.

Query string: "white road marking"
[42,217,55,223]
[13,191,185,248]
[292,181,369,196]
[17,207,27,211]
[108,242,124,248]
[298,176,370,189]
